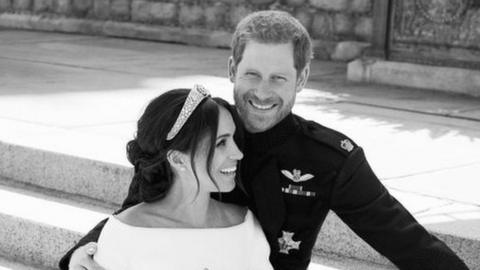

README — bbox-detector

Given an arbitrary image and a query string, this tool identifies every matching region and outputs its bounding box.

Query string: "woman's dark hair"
[126,88,225,203]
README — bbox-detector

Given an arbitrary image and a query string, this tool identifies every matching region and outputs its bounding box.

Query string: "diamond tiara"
[166,84,211,141]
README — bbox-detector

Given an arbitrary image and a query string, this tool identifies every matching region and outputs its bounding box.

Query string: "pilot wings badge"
[281,169,314,183]
[280,169,316,197]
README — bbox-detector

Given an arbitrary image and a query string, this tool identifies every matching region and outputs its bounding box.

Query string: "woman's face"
[194,106,243,193]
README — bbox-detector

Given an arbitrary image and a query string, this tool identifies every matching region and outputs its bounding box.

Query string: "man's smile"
[248,100,277,111]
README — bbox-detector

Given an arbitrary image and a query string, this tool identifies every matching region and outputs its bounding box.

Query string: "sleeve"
[329,147,469,270]
[58,176,142,270]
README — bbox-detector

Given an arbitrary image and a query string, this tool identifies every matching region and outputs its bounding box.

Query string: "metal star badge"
[278,231,301,254]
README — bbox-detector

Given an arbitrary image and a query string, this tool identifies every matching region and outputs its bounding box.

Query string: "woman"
[93,85,273,270]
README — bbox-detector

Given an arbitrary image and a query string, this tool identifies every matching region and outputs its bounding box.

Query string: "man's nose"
[254,80,273,99]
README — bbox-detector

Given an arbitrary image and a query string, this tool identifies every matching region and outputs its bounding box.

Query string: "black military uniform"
[59,110,469,270]
[226,113,468,270]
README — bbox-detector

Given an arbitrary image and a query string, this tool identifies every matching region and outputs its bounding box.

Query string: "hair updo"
[126,89,225,203]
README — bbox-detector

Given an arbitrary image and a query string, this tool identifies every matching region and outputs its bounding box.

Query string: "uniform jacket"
[224,113,468,270]
[59,109,468,270]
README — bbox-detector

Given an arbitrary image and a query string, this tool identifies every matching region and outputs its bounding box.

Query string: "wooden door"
[370,0,480,69]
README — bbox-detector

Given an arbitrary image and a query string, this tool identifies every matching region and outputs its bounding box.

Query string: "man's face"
[229,40,308,133]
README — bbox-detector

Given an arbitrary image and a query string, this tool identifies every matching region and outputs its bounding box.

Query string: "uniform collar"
[244,113,298,153]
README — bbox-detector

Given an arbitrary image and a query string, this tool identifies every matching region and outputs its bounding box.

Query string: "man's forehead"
[239,43,296,73]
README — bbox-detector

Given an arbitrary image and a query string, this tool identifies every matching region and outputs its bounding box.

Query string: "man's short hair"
[231,10,313,75]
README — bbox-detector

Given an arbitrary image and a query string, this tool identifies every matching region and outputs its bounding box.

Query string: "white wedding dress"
[94,210,273,270]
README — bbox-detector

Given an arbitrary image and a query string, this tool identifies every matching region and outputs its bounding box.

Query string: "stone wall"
[0,0,374,60]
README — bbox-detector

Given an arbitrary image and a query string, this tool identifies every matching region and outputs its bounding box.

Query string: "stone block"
[0,141,131,206]
[205,3,227,29]
[179,4,203,27]
[131,0,149,22]
[13,0,31,11]
[354,16,372,41]
[248,0,275,5]
[150,2,177,24]
[294,7,313,31]
[217,0,244,4]
[331,41,369,61]
[333,13,352,35]
[347,59,480,97]
[93,0,109,19]
[309,0,348,11]
[311,39,336,60]
[110,0,130,20]
[0,212,86,268]
[351,0,371,13]
[311,12,333,38]
[286,0,306,6]
[71,0,92,17]
[229,5,253,29]
[33,0,53,12]
[0,0,11,11]
[315,212,391,265]
[53,0,70,14]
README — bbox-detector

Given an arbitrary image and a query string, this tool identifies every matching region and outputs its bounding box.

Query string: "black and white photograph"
[0,0,479,269]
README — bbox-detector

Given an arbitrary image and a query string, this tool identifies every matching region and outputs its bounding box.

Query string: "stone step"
[0,177,111,269]
[310,252,396,270]
[315,211,480,269]
[0,255,54,270]
[0,117,132,207]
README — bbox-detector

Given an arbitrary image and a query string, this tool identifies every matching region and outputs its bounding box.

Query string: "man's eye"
[272,76,287,82]
[246,72,259,77]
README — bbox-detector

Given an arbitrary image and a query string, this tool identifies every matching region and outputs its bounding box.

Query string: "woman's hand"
[69,242,105,270]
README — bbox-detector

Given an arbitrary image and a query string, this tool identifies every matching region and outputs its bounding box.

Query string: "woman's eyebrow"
[216,133,231,140]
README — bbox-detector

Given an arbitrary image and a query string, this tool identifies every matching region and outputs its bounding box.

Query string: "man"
[60,10,468,270]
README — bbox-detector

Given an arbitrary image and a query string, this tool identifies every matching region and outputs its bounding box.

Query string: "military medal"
[278,231,301,254]
[281,169,316,197]
[281,184,316,197]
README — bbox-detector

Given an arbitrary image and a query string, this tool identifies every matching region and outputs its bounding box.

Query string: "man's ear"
[295,65,310,93]
[228,56,236,83]
[167,150,186,171]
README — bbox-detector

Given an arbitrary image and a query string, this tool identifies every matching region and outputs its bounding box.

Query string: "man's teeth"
[250,101,275,110]
[220,167,237,175]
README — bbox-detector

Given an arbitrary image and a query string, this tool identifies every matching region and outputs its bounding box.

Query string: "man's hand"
[68,242,105,270]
